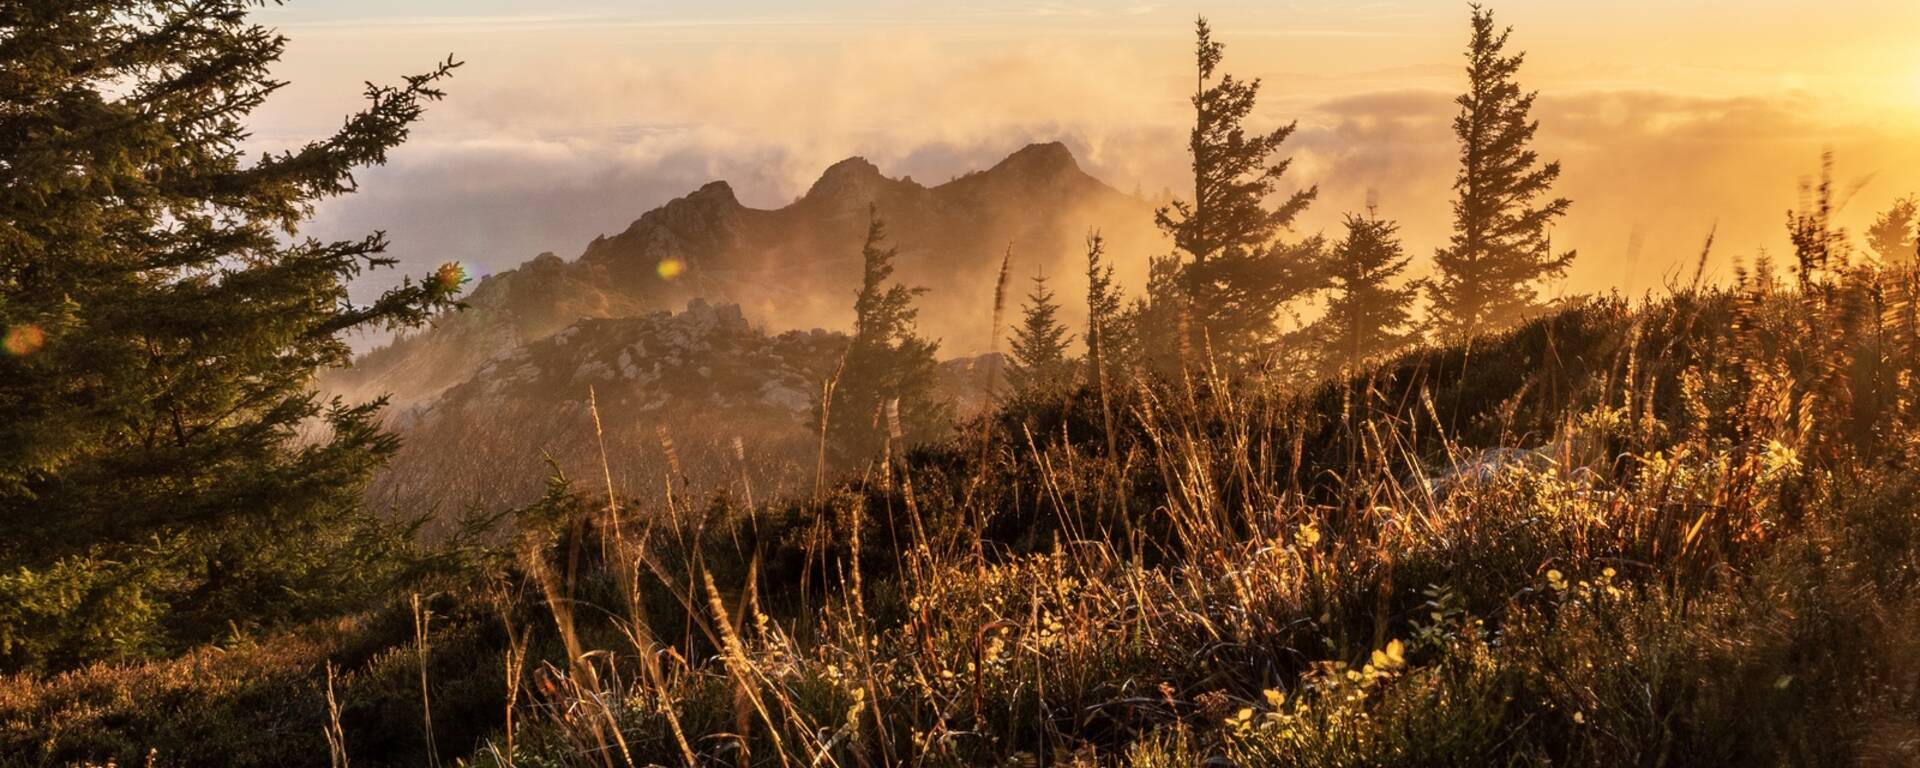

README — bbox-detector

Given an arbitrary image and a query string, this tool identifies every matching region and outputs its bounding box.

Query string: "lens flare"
[433,262,467,292]
[656,258,686,280]
[3,324,45,356]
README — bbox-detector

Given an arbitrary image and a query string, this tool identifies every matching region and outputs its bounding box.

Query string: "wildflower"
[1297,523,1322,548]
[1262,688,1287,709]
[844,683,867,725]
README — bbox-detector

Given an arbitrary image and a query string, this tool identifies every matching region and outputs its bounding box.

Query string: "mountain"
[323,142,1155,413]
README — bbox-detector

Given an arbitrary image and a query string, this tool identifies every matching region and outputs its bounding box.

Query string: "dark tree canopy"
[821,208,947,462]
[1428,5,1573,344]
[0,0,462,670]
[1150,16,1321,370]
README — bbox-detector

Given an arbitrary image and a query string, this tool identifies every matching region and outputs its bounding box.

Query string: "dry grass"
[11,256,1920,768]
[464,265,1920,767]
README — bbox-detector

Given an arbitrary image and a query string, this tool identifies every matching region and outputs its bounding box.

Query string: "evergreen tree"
[1301,209,1425,378]
[1150,17,1321,369]
[1006,271,1076,397]
[822,208,947,461]
[1082,232,1133,389]
[0,0,462,669]
[1865,195,1918,267]
[1136,252,1189,374]
[1428,5,1574,344]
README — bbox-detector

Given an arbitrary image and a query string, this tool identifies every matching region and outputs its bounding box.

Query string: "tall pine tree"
[822,207,947,462]
[1302,208,1425,378]
[0,0,462,669]
[1428,5,1573,344]
[1150,17,1321,370]
[1006,270,1076,397]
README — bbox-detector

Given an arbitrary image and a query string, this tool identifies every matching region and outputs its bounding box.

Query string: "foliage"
[1295,210,1426,378]
[1005,271,1077,397]
[1148,17,1322,370]
[1864,194,1917,266]
[1428,5,1575,344]
[0,0,465,672]
[821,208,948,463]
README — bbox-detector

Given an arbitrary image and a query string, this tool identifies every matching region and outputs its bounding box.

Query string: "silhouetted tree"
[1149,16,1321,369]
[1429,5,1573,344]
[0,0,462,670]
[1865,195,1918,267]
[1007,271,1076,397]
[1082,232,1133,388]
[823,208,947,461]
[1301,209,1425,377]
[1136,253,1189,373]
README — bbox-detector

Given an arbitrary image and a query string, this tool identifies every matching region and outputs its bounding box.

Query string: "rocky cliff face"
[323,142,1152,413]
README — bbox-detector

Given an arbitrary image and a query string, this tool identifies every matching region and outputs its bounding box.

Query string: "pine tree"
[1865,195,1918,267]
[1137,252,1190,374]
[1428,5,1574,344]
[822,207,947,462]
[1082,232,1132,389]
[1006,271,1076,397]
[1150,17,1321,370]
[1302,209,1425,378]
[0,0,462,669]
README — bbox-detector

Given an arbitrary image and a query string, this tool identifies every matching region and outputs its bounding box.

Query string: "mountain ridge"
[324,141,1157,412]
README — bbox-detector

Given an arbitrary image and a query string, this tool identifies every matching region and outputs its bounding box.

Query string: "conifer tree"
[1082,232,1132,388]
[0,1,462,668]
[1137,253,1190,374]
[1301,209,1425,377]
[1150,17,1321,369]
[1006,271,1076,397]
[1865,196,1918,267]
[1428,5,1574,344]
[823,208,947,461]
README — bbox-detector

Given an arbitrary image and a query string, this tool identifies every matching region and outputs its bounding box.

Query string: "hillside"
[366,300,1004,516]
[14,284,1920,767]
[323,142,1152,413]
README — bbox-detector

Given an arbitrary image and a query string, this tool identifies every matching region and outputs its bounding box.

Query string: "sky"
[248,1,1920,333]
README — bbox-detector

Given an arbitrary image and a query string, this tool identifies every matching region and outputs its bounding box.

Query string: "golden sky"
[252,1,1920,314]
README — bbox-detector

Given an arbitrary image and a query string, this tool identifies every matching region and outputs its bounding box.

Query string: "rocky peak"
[802,156,892,205]
[938,141,1101,203]
[688,180,738,206]
[992,141,1082,178]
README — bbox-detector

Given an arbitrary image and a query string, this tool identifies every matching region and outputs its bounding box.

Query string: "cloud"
[287,34,1920,350]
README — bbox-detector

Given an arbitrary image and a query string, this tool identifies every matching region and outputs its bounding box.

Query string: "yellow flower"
[1263,688,1287,709]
